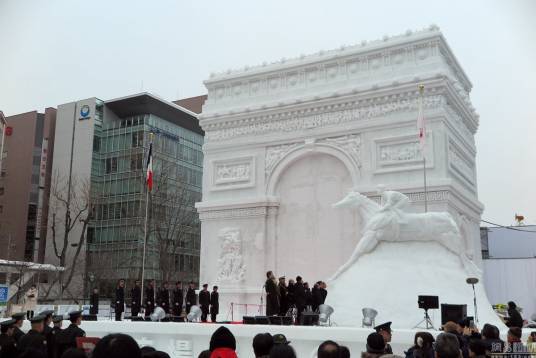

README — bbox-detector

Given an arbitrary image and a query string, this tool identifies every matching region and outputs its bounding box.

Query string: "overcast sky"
[1,0,535,226]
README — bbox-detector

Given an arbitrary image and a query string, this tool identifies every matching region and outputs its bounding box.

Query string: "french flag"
[146,141,153,191]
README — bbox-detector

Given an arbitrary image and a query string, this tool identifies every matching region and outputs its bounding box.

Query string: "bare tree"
[151,164,200,284]
[44,171,91,301]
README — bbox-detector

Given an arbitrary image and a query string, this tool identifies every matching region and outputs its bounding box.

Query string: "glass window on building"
[132,131,143,148]
[105,157,118,174]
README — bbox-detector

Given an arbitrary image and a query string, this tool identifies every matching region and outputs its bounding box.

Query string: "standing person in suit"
[265,271,280,316]
[287,279,296,309]
[199,284,210,322]
[210,286,219,323]
[89,288,99,315]
[294,276,306,324]
[375,321,394,354]
[38,309,55,358]
[312,282,322,312]
[319,281,328,304]
[145,280,156,317]
[278,276,288,316]
[51,315,64,358]
[130,280,141,317]
[158,282,170,314]
[172,281,184,317]
[115,279,125,321]
[185,281,197,314]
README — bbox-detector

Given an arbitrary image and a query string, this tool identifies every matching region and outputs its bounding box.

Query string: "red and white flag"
[417,95,426,152]
[146,141,153,191]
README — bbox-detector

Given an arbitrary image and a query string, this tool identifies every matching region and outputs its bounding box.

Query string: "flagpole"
[140,133,153,314]
[419,84,428,213]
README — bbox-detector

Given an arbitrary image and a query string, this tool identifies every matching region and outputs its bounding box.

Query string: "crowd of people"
[264,271,328,322]
[92,279,220,323]
[0,303,534,358]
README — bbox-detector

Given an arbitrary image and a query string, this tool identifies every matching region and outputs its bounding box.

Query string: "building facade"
[0,109,56,263]
[196,26,484,312]
[46,93,203,300]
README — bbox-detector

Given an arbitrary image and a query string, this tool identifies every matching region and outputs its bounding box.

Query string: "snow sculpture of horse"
[329,190,480,281]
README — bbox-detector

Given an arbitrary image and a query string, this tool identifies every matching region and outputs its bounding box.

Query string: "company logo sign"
[80,104,91,120]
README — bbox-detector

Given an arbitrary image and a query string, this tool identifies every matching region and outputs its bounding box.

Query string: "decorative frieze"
[379,141,422,164]
[216,228,246,283]
[369,190,449,204]
[211,156,255,191]
[374,132,433,174]
[198,206,274,221]
[318,134,361,167]
[206,95,445,142]
[448,140,475,187]
[265,143,300,177]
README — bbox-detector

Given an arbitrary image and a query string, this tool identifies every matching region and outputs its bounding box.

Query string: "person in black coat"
[287,279,296,308]
[278,276,288,316]
[294,276,306,323]
[130,280,141,317]
[11,312,26,343]
[115,279,125,321]
[304,282,313,309]
[0,319,18,358]
[145,280,156,317]
[50,315,64,358]
[185,281,197,314]
[172,281,183,317]
[89,288,99,315]
[56,311,85,358]
[38,309,55,358]
[210,286,219,322]
[265,271,280,316]
[312,282,322,312]
[18,315,47,356]
[158,282,170,314]
[505,301,524,328]
[319,281,328,304]
[199,284,210,322]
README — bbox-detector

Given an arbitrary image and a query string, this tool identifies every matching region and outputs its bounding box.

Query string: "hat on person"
[209,326,236,352]
[374,321,392,333]
[11,312,26,321]
[52,315,64,323]
[366,332,386,354]
[68,310,83,320]
[29,315,45,324]
[273,333,291,345]
[278,276,285,280]
[39,310,55,318]
[0,319,16,327]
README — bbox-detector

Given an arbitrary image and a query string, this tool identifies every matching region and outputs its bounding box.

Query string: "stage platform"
[17,319,518,358]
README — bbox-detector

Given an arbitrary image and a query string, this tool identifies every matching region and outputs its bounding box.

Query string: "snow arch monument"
[196,26,487,325]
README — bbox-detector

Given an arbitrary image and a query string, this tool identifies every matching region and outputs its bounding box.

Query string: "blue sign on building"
[0,285,8,306]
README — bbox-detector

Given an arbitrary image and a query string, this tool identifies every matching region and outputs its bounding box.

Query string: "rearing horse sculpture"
[329,190,480,281]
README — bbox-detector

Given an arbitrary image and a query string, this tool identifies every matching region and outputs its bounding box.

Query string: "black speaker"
[82,314,97,321]
[255,316,270,325]
[130,316,145,322]
[269,316,283,325]
[170,316,185,322]
[282,316,293,326]
[441,304,467,324]
[300,312,319,326]
[418,295,439,310]
[243,316,255,324]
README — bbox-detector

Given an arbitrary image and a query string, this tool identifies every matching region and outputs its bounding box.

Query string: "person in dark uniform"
[11,312,26,343]
[38,309,55,358]
[287,279,296,309]
[18,315,47,356]
[278,276,288,316]
[130,280,141,317]
[172,281,183,317]
[294,276,306,324]
[145,280,156,317]
[89,288,99,315]
[375,321,393,354]
[115,279,125,321]
[158,282,170,314]
[199,284,210,322]
[0,319,18,358]
[50,315,64,358]
[185,281,197,314]
[319,281,328,304]
[312,282,321,312]
[304,282,313,309]
[265,271,280,316]
[210,286,219,323]
[55,310,85,357]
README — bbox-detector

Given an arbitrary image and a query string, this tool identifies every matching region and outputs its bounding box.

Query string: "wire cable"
[481,219,536,233]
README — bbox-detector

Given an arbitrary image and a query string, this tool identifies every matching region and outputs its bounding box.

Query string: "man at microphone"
[265,271,280,316]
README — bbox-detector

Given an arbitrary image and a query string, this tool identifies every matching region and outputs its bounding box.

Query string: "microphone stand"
[471,282,478,324]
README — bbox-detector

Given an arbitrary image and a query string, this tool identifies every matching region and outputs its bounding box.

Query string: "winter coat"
[24,287,38,311]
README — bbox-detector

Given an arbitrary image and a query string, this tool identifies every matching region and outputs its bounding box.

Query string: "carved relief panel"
[211,156,255,191]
